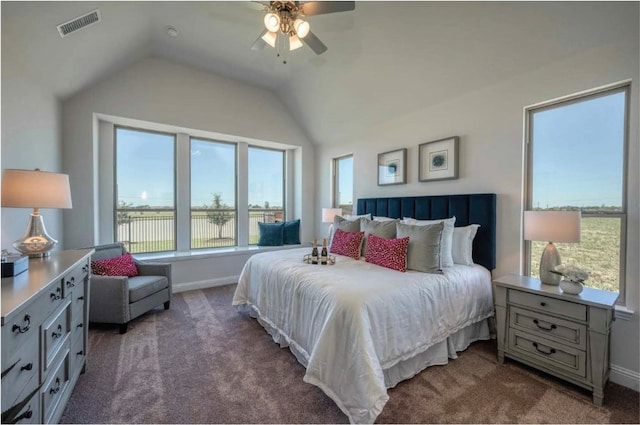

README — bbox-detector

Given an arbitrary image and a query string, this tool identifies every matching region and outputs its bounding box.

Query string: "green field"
[531,217,621,292]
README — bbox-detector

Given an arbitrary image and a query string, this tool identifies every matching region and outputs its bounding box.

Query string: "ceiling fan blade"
[250,29,268,50]
[300,1,355,16]
[301,30,327,55]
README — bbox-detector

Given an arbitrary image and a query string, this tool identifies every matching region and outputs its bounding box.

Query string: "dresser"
[493,274,618,406]
[2,249,93,424]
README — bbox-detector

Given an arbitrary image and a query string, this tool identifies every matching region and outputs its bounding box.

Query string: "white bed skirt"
[240,303,489,390]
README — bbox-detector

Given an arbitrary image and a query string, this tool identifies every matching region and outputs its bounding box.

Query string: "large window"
[333,155,354,215]
[248,147,285,244]
[190,139,237,249]
[115,127,176,253]
[525,83,628,298]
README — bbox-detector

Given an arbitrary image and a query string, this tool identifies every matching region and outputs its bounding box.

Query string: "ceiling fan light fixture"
[261,30,278,48]
[294,19,310,38]
[264,12,280,32]
[289,34,303,50]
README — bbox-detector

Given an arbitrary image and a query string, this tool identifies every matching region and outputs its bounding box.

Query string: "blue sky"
[531,91,625,208]
[116,130,284,208]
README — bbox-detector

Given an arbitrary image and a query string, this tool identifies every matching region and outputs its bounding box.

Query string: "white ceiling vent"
[57,9,101,38]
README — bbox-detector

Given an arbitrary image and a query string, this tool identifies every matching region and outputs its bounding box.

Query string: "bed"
[233,193,496,423]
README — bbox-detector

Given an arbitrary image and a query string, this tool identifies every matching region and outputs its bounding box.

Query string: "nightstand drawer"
[508,329,586,378]
[508,289,586,321]
[510,306,586,350]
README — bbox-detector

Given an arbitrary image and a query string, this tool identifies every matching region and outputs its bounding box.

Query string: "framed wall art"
[418,136,459,182]
[377,148,407,186]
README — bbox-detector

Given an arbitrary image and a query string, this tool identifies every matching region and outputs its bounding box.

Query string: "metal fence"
[116,208,284,253]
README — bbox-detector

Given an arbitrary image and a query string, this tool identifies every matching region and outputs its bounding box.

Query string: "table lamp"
[2,168,73,257]
[524,210,581,285]
[322,207,342,241]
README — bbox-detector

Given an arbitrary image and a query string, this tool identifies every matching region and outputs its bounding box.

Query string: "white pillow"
[452,224,480,266]
[373,216,397,222]
[402,217,456,268]
[343,213,371,221]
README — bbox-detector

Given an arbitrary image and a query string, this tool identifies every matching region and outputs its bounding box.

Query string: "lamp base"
[13,211,58,258]
[539,242,561,285]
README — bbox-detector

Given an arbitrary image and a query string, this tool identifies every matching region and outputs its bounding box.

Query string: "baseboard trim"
[173,276,239,294]
[610,364,640,391]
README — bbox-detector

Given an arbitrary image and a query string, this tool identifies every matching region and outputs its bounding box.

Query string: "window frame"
[113,125,178,253]
[523,81,630,303]
[332,154,354,215]
[248,145,286,218]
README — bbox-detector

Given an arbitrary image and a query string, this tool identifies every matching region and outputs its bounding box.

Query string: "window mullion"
[237,142,249,247]
[176,133,191,251]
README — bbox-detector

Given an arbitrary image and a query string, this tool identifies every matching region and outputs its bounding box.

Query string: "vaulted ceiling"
[2,1,636,144]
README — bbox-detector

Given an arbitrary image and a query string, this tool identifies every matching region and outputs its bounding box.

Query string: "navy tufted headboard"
[357,193,496,270]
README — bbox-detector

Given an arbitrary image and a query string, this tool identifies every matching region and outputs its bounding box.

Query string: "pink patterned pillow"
[91,253,139,277]
[329,229,365,259]
[365,234,409,272]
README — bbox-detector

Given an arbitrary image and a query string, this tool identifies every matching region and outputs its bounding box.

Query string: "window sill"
[615,305,634,321]
[133,244,303,263]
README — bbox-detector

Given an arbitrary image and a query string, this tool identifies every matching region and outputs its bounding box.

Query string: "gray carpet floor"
[61,284,639,423]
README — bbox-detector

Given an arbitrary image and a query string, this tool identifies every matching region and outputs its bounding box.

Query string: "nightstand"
[493,274,618,406]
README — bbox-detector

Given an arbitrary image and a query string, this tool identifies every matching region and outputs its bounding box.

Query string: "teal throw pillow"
[283,219,301,245]
[258,222,285,246]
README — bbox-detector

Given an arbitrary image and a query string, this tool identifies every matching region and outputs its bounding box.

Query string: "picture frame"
[418,136,459,182]
[377,148,407,186]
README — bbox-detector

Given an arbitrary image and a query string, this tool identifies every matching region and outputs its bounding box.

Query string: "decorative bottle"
[320,238,328,265]
[311,239,318,264]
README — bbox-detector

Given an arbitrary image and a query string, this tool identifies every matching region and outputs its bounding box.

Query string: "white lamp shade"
[524,210,581,243]
[264,12,280,32]
[289,34,303,50]
[322,208,342,223]
[261,30,278,48]
[2,169,72,209]
[294,19,310,38]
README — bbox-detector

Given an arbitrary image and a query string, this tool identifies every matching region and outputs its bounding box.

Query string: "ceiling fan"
[250,1,355,55]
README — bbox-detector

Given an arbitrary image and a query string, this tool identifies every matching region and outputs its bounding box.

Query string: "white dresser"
[493,274,618,406]
[2,249,93,424]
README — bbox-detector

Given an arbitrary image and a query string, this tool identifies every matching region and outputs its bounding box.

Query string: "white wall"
[315,36,640,387]
[61,56,316,250]
[1,74,64,251]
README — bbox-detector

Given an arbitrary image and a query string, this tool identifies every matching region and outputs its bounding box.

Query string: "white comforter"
[232,247,493,423]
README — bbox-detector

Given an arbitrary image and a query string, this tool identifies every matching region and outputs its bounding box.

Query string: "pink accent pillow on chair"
[365,234,410,272]
[329,229,365,259]
[91,253,139,277]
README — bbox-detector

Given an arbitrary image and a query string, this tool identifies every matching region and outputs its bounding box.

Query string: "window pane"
[531,91,625,210]
[528,88,627,294]
[115,128,175,253]
[248,147,284,245]
[191,139,237,249]
[335,156,353,215]
[530,217,621,292]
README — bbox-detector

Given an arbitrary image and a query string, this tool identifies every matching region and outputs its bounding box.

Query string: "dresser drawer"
[42,301,71,374]
[70,330,86,374]
[508,329,586,378]
[1,334,39,411]
[41,347,70,424]
[1,281,64,367]
[509,306,587,350]
[6,376,41,424]
[508,289,586,321]
[61,261,89,298]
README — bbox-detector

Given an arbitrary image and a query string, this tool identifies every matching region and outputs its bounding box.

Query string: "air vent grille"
[57,9,101,37]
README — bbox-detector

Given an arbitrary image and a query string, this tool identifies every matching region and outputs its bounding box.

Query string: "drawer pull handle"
[12,314,31,334]
[50,287,62,300]
[20,363,33,372]
[539,302,546,307]
[82,265,89,273]
[77,296,84,301]
[14,406,33,422]
[66,277,75,288]
[77,350,84,356]
[532,342,556,355]
[533,319,557,331]
[77,323,84,328]
[51,324,63,339]
[50,377,61,395]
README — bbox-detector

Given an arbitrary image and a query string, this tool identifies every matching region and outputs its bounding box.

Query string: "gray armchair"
[87,243,172,334]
